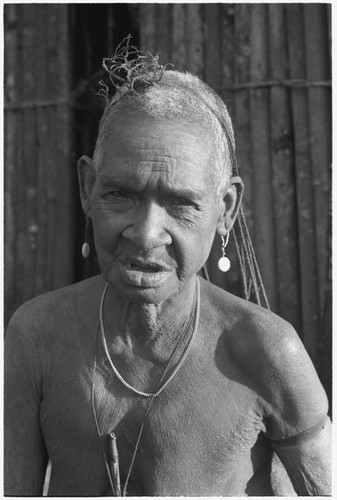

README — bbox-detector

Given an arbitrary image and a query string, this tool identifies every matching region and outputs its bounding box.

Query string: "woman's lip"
[129,263,164,272]
[119,258,171,273]
[118,262,171,287]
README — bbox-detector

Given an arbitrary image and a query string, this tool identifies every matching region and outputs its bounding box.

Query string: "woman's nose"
[122,202,172,251]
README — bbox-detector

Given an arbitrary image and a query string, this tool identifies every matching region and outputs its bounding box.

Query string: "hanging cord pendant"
[233,207,270,309]
[200,100,269,308]
[108,433,121,496]
[92,278,201,496]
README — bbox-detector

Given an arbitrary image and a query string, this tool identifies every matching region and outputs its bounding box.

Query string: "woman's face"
[85,115,232,303]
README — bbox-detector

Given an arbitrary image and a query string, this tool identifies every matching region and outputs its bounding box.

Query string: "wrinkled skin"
[4,116,331,496]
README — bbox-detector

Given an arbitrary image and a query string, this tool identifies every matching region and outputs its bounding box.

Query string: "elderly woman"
[5,44,331,496]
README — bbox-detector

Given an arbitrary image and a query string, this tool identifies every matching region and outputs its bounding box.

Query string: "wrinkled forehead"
[110,108,214,137]
[97,114,219,192]
[104,113,215,163]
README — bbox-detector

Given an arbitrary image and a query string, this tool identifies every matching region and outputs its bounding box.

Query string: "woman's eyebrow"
[99,175,134,188]
[165,187,207,201]
[99,175,208,198]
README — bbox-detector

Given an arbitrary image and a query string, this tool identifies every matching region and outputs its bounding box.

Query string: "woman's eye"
[108,191,129,199]
[173,197,193,206]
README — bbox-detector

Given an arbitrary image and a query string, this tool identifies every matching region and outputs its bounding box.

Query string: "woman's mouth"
[128,262,165,272]
[118,259,171,287]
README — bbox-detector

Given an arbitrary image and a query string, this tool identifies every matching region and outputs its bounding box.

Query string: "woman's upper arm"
[271,418,331,495]
[4,309,48,495]
[258,322,331,495]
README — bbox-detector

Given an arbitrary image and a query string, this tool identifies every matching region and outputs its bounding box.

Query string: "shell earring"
[82,217,90,258]
[218,232,231,272]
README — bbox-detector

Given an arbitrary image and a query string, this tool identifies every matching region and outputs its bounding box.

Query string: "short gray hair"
[93,69,236,197]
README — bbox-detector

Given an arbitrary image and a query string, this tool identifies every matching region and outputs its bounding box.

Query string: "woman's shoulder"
[200,277,302,385]
[6,275,105,336]
[201,278,328,434]
[200,276,288,336]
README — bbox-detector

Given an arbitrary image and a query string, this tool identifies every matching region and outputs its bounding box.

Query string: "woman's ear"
[216,176,244,236]
[77,155,96,217]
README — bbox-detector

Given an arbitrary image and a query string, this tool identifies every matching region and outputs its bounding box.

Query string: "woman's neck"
[102,277,198,363]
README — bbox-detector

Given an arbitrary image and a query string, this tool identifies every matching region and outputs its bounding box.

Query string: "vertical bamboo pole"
[185,4,203,78]
[204,4,221,89]
[233,3,252,300]
[203,4,223,287]
[204,3,224,287]
[54,5,75,290]
[46,5,59,292]
[4,4,20,326]
[234,4,253,233]
[220,4,235,117]
[107,4,115,55]
[214,4,239,294]
[319,204,332,408]
[172,4,186,71]
[320,4,332,408]
[249,4,278,311]
[155,4,171,64]
[22,6,40,298]
[326,4,331,64]
[15,7,40,301]
[303,5,331,323]
[303,4,332,385]
[139,4,156,53]
[268,4,300,331]
[285,4,319,361]
[11,10,26,306]
[35,5,49,294]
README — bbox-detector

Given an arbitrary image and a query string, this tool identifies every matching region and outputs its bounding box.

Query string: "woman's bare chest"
[42,351,268,495]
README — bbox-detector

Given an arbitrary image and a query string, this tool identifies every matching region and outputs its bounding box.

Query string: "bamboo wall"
[4,4,76,326]
[4,4,331,401]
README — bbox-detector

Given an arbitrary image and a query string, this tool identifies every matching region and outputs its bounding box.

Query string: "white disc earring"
[82,217,90,258]
[218,232,231,272]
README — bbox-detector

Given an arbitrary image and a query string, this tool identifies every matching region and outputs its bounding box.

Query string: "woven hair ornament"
[97,36,270,310]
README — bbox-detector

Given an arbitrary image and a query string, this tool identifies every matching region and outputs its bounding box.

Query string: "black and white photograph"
[3,3,332,496]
